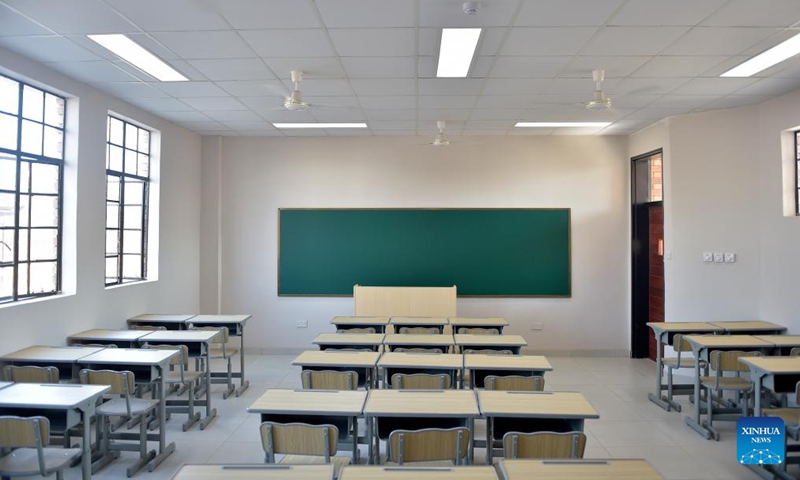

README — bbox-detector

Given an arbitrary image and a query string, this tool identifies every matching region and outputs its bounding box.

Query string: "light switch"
[702,253,713,262]
[724,253,736,263]
[713,253,724,263]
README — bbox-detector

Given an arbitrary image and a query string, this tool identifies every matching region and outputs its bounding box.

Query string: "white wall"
[202,135,630,354]
[0,46,202,354]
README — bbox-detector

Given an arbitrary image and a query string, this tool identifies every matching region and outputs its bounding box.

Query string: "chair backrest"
[457,327,499,335]
[398,327,439,335]
[503,431,587,459]
[392,373,451,389]
[710,350,762,373]
[190,325,228,343]
[259,422,338,463]
[129,325,166,331]
[394,347,444,354]
[336,327,376,334]
[80,369,136,416]
[791,348,800,357]
[485,375,545,391]
[462,349,513,355]
[672,333,693,352]
[388,427,469,465]
[142,344,188,368]
[3,365,59,383]
[0,415,51,475]
[301,370,358,390]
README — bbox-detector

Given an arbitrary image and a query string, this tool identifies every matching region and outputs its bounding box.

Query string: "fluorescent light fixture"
[87,34,187,82]
[515,122,612,128]
[722,32,800,77]
[437,28,482,78]
[272,123,368,129]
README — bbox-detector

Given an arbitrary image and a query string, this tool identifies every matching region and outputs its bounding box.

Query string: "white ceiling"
[1,0,800,137]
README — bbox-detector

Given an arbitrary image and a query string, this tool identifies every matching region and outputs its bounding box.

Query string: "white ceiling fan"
[584,69,612,111]
[430,120,451,147]
[263,70,353,112]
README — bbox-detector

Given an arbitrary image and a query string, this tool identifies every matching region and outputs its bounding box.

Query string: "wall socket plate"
[531,322,543,330]
[295,320,308,328]
[702,252,714,262]
[713,253,724,263]
[724,253,736,263]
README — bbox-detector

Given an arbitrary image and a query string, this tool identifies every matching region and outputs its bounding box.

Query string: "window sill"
[0,291,76,310]
[105,278,157,291]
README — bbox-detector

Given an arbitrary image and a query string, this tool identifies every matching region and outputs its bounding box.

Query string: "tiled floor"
[61,355,790,480]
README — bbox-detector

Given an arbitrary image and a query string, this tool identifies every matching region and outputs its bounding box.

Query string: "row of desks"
[313,333,528,354]
[332,316,509,333]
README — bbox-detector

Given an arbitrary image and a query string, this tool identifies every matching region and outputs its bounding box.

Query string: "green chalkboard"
[278,208,571,297]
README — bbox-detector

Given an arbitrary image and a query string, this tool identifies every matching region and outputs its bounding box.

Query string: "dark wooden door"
[647,206,664,361]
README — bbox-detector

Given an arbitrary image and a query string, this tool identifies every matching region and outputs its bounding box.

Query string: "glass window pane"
[106,203,119,229]
[109,117,123,145]
[0,266,12,300]
[20,120,43,155]
[30,228,57,261]
[0,155,16,191]
[18,228,28,262]
[107,175,120,202]
[124,179,144,205]
[29,261,56,294]
[21,85,43,122]
[18,194,28,227]
[0,229,14,265]
[44,94,64,128]
[0,113,18,150]
[138,129,149,154]
[0,76,19,115]
[125,123,137,149]
[137,153,149,177]
[123,206,142,229]
[30,195,58,227]
[106,256,118,283]
[16,263,27,297]
[124,149,137,175]
[0,193,15,227]
[109,145,123,172]
[31,163,59,194]
[122,254,141,280]
[19,160,30,193]
[123,230,141,254]
[43,126,63,159]
[106,230,119,255]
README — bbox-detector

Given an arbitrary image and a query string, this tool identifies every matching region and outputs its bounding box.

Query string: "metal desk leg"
[485,416,493,465]
[200,346,218,429]
[80,402,93,480]
[351,416,359,463]
[235,324,249,397]
[685,347,711,439]
[147,366,175,471]
[753,374,763,417]
[648,332,671,411]
[467,417,474,464]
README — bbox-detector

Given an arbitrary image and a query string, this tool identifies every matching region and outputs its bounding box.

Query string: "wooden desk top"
[292,350,380,368]
[478,391,599,419]
[0,382,12,390]
[739,356,800,374]
[711,321,787,332]
[646,322,722,333]
[173,464,334,480]
[0,345,103,362]
[498,459,663,480]
[684,335,774,349]
[0,383,110,409]
[69,329,150,341]
[449,317,509,327]
[128,314,195,323]
[756,335,800,347]
[313,333,385,346]
[364,389,479,418]
[189,314,251,324]
[454,334,528,347]
[384,334,455,346]
[340,466,498,480]
[378,352,463,369]
[248,389,367,416]
[140,330,218,343]
[390,317,449,326]
[79,348,177,366]
[464,354,553,372]
[332,316,389,325]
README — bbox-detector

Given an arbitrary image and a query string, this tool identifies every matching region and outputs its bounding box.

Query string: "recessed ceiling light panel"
[437,28,482,78]
[272,123,368,129]
[88,34,187,82]
[721,32,800,77]
[515,122,612,128]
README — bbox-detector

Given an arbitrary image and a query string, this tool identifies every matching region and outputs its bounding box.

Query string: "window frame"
[796,130,800,216]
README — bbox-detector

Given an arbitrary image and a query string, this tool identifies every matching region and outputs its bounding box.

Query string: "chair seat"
[663,357,705,368]
[0,447,82,475]
[279,455,350,477]
[699,377,754,391]
[164,370,202,384]
[384,460,455,467]
[96,397,159,417]
[209,347,239,358]
[764,408,800,426]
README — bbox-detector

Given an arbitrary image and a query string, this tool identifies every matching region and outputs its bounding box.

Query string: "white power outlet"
[702,252,714,262]
[295,320,308,328]
[724,253,736,263]
[713,253,724,263]
[531,322,543,330]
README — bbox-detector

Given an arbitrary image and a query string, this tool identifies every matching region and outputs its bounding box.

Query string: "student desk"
[377,352,462,388]
[756,335,800,356]
[248,389,367,463]
[139,330,219,429]
[449,317,509,334]
[464,354,552,389]
[477,391,599,464]
[454,334,528,355]
[292,350,381,388]
[187,314,252,397]
[332,316,390,333]
[363,389,479,464]
[497,459,664,480]
[127,313,196,329]
[389,317,449,334]
[683,335,774,440]
[79,348,178,473]
[0,381,10,389]
[313,333,385,352]
[383,334,454,353]
[646,322,724,411]
[340,466,498,480]
[68,329,151,348]
[739,356,800,416]
[711,320,787,335]
[173,464,334,480]
[0,383,110,480]
[0,345,104,380]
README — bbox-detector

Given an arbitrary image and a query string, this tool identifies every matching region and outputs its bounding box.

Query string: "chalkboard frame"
[277,208,571,298]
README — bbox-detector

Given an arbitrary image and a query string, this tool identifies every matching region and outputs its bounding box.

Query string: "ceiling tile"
[606,94,661,108]
[0,36,100,63]
[310,109,366,122]
[418,28,440,56]
[329,28,416,57]
[489,56,571,77]
[672,77,757,95]
[358,96,416,109]
[369,120,416,130]
[126,97,194,112]
[731,78,800,96]
[105,0,230,31]
[610,77,691,95]
[418,79,484,95]
[632,55,729,77]
[237,130,283,136]
[158,111,213,122]
[561,56,652,77]
[93,82,170,99]
[341,57,416,78]
[316,0,416,27]
[608,0,726,26]
[625,107,693,119]
[662,27,780,56]
[468,110,525,121]
[263,57,345,79]
[698,95,772,110]
[351,79,416,96]
[482,78,553,95]
[420,0,518,27]
[581,27,690,56]
[418,109,472,121]
[203,110,263,122]
[418,95,477,109]
[216,81,288,97]
[373,130,416,136]
[153,82,230,97]
[280,78,353,96]
[240,30,335,58]
[178,120,227,130]
[544,77,620,94]
[0,4,51,36]
[254,110,316,122]
[702,0,800,27]
[501,28,597,56]
[47,61,142,83]
[515,0,625,26]
[536,94,592,105]
[187,59,274,81]
[364,109,418,120]
[302,96,361,109]
[208,0,321,29]
[465,119,517,128]
[470,57,495,78]
[239,96,286,110]
[219,121,277,131]
[475,28,510,57]
[1,0,136,34]
[508,128,555,135]
[180,97,248,111]
[647,95,717,109]
[158,60,207,82]
[153,31,257,60]
[475,95,539,109]
[282,129,329,136]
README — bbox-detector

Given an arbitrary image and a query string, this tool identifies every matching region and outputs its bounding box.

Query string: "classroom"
[0,1,799,479]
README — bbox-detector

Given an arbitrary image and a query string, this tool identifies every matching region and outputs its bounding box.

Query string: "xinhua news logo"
[737,417,784,465]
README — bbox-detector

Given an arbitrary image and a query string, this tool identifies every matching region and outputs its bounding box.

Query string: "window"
[0,74,64,303]
[105,116,149,286]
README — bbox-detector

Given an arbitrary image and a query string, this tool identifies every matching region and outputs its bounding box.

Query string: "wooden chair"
[79,369,159,476]
[661,333,705,412]
[128,325,166,331]
[0,416,81,480]
[386,427,470,466]
[190,325,240,399]
[260,422,350,477]
[457,327,499,335]
[485,375,544,391]
[301,370,358,390]
[502,431,586,459]
[791,348,800,357]
[391,373,451,390]
[141,344,202,431]
[700,350,762,440]
[764,381,800,441]
[398,327,440,335]
[335,328,376,334]
[3,365,59,383]
[394,347,445,354]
